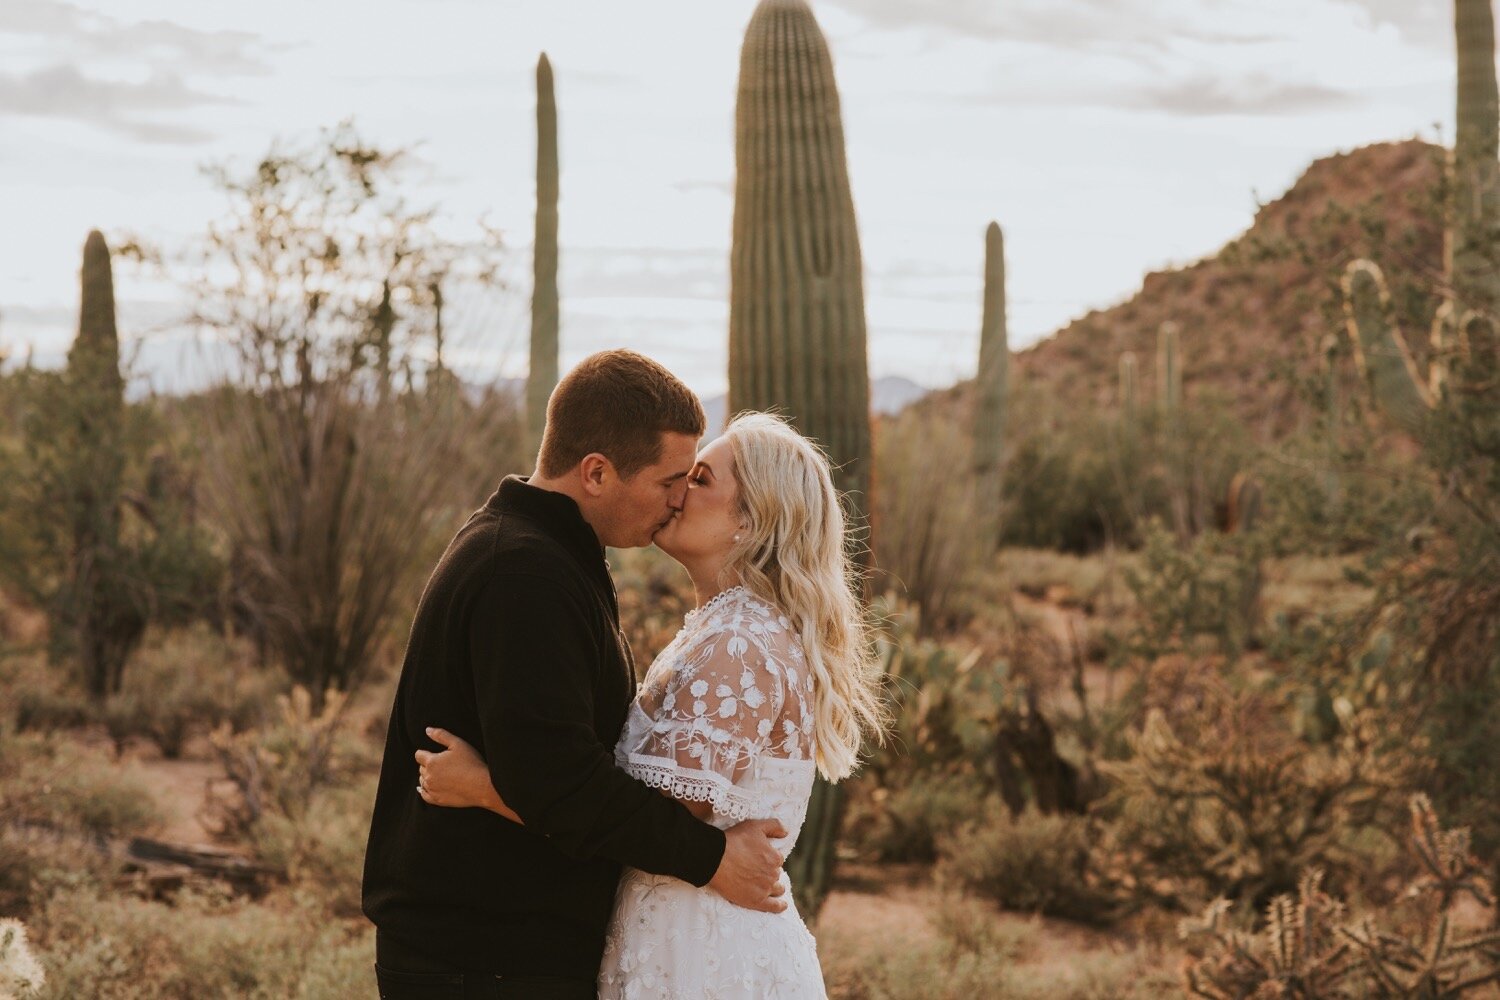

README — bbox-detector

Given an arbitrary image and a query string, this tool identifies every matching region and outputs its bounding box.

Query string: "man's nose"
[670,481,689,510]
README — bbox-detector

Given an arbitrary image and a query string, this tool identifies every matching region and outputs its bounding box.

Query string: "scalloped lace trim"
[623,754,758,822]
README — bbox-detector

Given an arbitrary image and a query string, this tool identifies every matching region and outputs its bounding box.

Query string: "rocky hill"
[998,139,1445,440]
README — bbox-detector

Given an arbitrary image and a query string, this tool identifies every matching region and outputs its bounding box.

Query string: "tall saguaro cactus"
[68,230,135,698]
[728,0,872,511]
[1452,0,1500,323]
[527,52,560,459]
[1157,320,1182,417]
[727,0,870,920]
[973,221,1008,551]
[1344,0,1499,424]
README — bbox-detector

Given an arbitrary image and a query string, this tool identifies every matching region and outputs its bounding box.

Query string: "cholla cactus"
[0,919,46,999]
[1181,794,1500,999]
[1339,794,1500,997]
[1181,869,1354,999]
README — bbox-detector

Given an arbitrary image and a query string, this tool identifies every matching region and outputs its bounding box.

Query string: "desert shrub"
[97,627,286,758]
[191,124,514,706]
[0,362,221,703]
[842,771,987,863]
[828,893,1177,1000]
[30,884,372,999]
[936,801,1121,925]
[872,394,985,630]
[1333,535,1500,891]
[844,605,1096,863]
[0,727,153,918]
[201,686,351,839]
[1122,516,1270,658]
[248,778,374,918]
[1100,693,1406,912]
[0,729,160,841]
[1000,411,1131,555]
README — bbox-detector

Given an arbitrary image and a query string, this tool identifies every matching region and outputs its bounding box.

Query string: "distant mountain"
[701,374,931,437]
[928,140,1444,442]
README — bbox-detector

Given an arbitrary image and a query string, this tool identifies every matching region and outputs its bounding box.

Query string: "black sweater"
[361,476,727,977]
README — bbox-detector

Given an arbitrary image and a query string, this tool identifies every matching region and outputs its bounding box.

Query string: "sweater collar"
[491,475,608,571]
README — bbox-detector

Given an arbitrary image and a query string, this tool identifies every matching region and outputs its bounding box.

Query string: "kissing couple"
[362,350,884,998]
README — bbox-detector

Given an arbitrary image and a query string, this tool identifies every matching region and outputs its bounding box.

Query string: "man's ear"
[579,453,611,497]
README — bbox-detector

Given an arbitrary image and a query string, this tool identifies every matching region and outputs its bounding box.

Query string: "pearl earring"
[733,534,741,543]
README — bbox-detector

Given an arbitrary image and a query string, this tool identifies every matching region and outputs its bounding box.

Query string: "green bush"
[30,884,373,999]
[248,778,374,918]
[0,729,161,840]
[828,893,1176,999]
[935,802,1120,925]
[842,772,987,863]
[99,627,286,758]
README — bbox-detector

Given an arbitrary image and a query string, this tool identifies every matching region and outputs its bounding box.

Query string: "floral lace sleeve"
[620,593,813,822]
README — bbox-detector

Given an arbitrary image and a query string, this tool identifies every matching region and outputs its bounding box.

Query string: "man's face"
[595,431,700,548]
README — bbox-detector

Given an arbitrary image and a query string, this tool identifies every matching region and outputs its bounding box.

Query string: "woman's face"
[653,436,743,565]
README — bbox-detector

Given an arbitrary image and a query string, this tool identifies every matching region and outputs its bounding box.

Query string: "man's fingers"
[768,880,787,897]
[761,819,789,840]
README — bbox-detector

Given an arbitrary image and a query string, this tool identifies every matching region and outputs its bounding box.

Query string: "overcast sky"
[0,0,1464,396]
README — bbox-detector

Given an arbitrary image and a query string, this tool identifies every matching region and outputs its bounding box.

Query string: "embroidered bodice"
[615,585,817,840]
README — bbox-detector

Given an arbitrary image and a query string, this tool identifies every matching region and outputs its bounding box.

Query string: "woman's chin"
[652,526,680,557]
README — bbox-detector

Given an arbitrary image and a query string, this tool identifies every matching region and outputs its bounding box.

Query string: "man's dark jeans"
[373,964,595,999]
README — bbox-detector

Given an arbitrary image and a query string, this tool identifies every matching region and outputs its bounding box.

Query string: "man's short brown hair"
[536,350,706,479]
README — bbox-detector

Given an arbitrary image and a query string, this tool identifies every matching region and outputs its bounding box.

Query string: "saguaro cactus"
[727,0,872,512]
[727,0,870,920]
[1344,0,1499,423]
[527,52,560,459]
[67,230,136,698]
[1119,351,1138,425]
[974,221,1008,551]
[1157,320,1182,417]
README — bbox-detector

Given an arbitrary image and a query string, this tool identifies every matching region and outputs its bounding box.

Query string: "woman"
[415,411,885,998]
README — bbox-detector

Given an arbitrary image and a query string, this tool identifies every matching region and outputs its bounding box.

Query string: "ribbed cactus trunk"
[1452,0,1500,327]
[68,230,131,699]
[527,52,560,461]
[973,221,1008,552]
[1157,321,1190,538]
[727,0,870,921]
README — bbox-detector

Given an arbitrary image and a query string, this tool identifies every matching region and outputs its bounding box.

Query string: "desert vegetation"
[1,0,1498,997]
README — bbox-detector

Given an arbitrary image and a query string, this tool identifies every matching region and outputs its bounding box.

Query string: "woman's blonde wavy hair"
[718,412,886,781]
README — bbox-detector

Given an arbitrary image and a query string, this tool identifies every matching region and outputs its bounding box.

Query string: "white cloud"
[0,64,234,142]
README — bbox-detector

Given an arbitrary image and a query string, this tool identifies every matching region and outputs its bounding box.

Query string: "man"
[362,350,788,999]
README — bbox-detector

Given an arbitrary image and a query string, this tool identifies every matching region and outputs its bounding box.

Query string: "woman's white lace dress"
[597,586,826,999]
